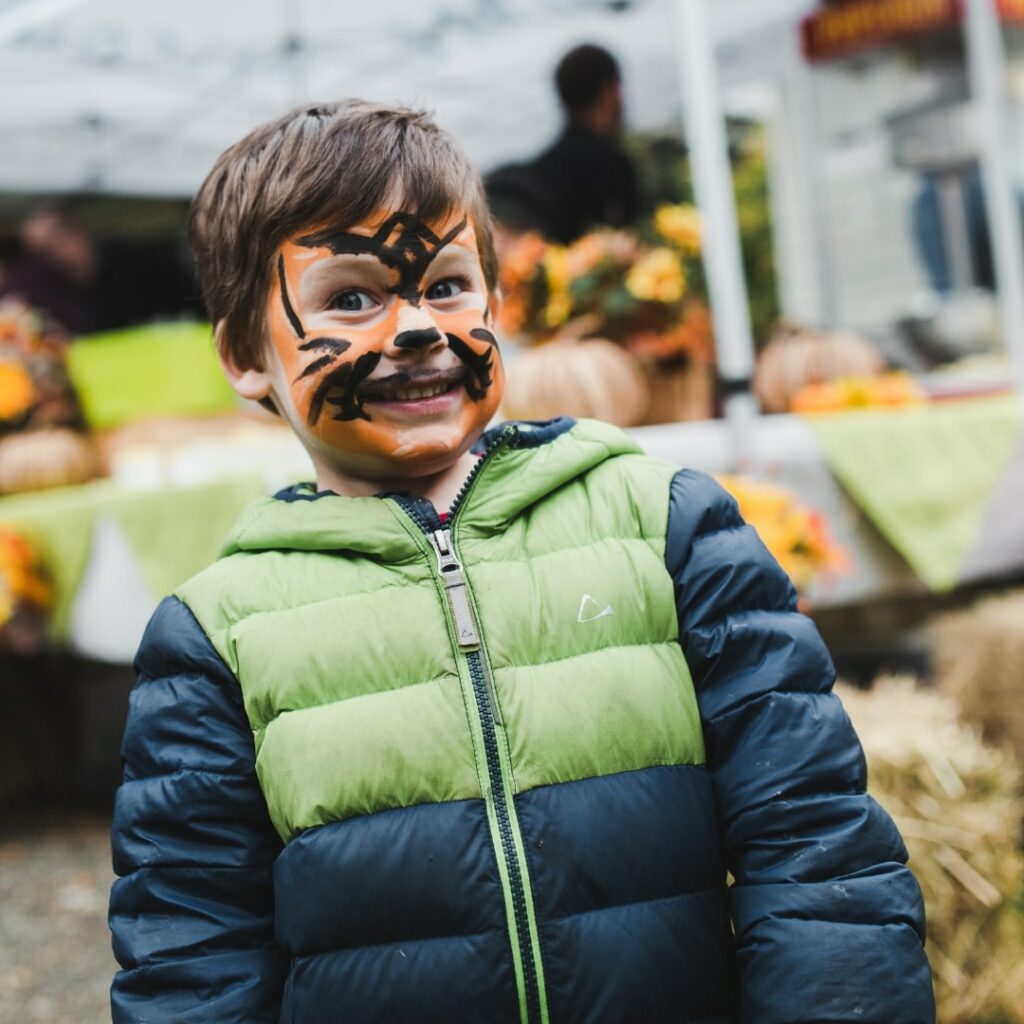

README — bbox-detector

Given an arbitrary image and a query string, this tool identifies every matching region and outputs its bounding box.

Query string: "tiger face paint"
[265,209,503,476]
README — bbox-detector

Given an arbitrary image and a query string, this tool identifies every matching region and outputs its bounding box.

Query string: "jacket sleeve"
[665,469,934,1024]
[109,596,286,1023]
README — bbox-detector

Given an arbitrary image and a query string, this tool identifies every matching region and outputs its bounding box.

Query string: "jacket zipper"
[427,527,502,724]
[394,427,545,1024]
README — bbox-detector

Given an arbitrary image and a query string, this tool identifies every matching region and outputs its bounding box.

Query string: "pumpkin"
[0,428,102,495]
[755,325,885,413]
[501,339,650,426]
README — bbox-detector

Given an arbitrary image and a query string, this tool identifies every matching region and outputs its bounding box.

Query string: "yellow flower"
[715,475,849,591]
[544,289,572,328]
[654,204,702,252]
[0,360,36,422]
[543,246,570,293]
[625,248,686,304]
[542,246,573,327]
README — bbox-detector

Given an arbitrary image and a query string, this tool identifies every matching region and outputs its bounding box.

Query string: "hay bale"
[932,589,1024,765]
[837,677,1024,1023]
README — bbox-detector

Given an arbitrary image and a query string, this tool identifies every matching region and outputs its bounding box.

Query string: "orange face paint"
[266,209,504,471]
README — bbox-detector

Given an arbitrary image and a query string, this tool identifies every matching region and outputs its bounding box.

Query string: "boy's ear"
[215,321,274,402]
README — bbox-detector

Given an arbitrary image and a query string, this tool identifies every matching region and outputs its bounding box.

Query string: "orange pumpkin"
[501,339,650,426]
[755,325,885,413]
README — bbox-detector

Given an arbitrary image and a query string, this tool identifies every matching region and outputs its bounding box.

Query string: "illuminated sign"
[802,0,1024,62]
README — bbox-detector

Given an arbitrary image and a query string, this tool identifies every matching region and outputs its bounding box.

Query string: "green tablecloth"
[3,393,1020,643]
[0,476,266,638]
[807,394,1022,591]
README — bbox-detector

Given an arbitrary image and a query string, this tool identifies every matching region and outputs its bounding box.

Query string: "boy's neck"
[313,448,481,512]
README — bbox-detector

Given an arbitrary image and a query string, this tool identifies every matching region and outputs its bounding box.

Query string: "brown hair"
[189,99,498,370]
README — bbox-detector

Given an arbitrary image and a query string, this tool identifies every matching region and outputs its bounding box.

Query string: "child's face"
[257,207,504,480]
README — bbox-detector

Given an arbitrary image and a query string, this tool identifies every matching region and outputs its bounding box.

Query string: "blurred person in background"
[0,202,200,335]
[487,43,638,244]
[1,204,99,333]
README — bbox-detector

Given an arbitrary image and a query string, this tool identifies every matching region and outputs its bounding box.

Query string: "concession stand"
[779,0,1024,378]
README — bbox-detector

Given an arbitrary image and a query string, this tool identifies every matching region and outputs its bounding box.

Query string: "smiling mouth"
[358,368,465,403]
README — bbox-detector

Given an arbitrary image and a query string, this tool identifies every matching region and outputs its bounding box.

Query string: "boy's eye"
[328,289,377,312]
[426,277,467,301]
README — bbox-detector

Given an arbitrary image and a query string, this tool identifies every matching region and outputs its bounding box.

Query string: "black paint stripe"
[435,216,469,251]
[294,354,336,382]
[308,364,351,426]
[278,256,305,339]
[335,350,383,421]
[446,332,493,401]
[299,337,351,354]
[307,350,382,425]
[469,328,498,347]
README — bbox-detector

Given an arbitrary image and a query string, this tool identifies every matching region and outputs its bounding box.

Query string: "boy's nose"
[393,327,442,351]
[386,306,446,356]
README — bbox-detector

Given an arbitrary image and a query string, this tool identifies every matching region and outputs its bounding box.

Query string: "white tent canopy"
[0,0,813,196]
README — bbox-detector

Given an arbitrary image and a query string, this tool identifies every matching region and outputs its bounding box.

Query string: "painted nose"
[386,304,446,357]
[393,327,443,350]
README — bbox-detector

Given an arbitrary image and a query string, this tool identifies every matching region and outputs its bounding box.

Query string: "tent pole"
[964,0,1024,392]
[671,0,759,463]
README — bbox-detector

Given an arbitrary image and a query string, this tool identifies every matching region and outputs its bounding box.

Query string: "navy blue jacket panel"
[666,469,935,1023]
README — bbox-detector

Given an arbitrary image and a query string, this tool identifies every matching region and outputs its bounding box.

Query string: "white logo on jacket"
[577,594,615,623]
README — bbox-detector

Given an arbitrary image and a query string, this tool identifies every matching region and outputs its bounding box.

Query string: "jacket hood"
[221,418,642,557]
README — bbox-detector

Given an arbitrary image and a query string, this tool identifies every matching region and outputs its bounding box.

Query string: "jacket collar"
[221,418,640,557]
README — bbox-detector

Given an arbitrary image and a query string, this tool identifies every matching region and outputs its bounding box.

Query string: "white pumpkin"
[501,339,650,426]
[0,428,102,495]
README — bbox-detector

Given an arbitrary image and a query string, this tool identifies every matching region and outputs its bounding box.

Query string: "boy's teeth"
[389,382,448,401]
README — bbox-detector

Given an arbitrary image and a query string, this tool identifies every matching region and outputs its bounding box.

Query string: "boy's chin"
[311,429,484,485]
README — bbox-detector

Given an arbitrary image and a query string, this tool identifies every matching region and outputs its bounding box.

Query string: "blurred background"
[1,0,1023,1020]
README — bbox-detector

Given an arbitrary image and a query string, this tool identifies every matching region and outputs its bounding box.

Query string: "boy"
[109,101,934,1023]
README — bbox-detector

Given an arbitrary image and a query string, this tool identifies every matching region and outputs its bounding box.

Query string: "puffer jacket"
[110,417,934,1024]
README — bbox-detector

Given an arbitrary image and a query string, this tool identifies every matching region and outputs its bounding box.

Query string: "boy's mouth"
[357,367,466,405]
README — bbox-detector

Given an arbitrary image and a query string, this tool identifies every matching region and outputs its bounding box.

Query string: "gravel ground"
[0,809,116,1023]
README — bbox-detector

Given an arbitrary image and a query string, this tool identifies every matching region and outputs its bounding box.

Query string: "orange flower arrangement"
[791,372,927,414]
[0,299,84,433]
[717,474,850,592]
[496,205,713,368]
[0,361,36,423]
[627,304,715,366]
[0,526,52,628]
